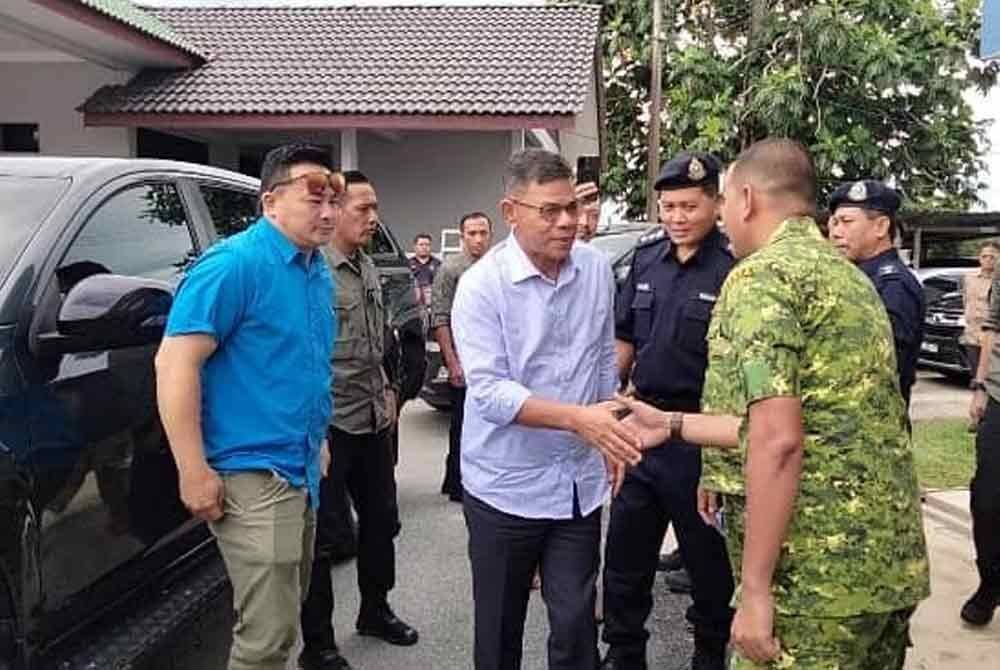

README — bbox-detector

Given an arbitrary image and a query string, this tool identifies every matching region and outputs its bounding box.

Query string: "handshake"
[571,394,676,494]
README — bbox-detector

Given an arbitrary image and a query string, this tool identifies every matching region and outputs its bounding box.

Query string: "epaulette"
[636,228,667,249]
[878,264,900,278]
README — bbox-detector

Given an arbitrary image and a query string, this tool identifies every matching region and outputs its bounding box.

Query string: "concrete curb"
[922,489,971,523]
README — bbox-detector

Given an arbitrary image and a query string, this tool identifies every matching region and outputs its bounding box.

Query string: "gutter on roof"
[33,0,203,66]
[83,112,577,131]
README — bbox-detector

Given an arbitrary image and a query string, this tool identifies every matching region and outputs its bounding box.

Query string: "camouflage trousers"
[728,607,914,669]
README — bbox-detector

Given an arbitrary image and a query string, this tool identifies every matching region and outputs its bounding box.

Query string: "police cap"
[654,152,721,192]
[829,180,901,216]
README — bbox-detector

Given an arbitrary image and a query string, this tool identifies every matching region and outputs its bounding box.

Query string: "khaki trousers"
[210,471,315,670]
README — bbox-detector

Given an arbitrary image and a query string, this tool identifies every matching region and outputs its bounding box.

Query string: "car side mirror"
[34,274,173,356]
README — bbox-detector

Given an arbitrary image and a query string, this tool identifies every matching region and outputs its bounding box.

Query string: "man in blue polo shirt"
[155,144,342,670]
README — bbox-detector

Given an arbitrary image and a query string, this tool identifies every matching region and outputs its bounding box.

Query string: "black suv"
[918,270,973,378]
[0,156,420,669]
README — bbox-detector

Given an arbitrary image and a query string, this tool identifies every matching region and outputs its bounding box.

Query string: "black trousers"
[464,492,601,670]
[602,443,734,663]
[442,384,466,494]
[301,427,399,651]
[972,397,1000,578]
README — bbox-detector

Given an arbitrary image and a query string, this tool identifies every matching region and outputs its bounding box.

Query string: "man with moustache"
[827,181,924,405]
[298,171,418,670]
[156,144,341,670]
[601,153,734,670]
[431,211,494,502]
[452,149,643,670]
[620,139,929,669]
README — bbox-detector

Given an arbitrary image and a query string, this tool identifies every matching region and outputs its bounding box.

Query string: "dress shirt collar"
[659,224,725,266]
[259,216,326,273]
[507,232,579,287]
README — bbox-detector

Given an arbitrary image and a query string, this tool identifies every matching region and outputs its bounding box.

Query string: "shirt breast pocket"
[678,296,714,353]
[334,296,362,354]
[631,290,655,340]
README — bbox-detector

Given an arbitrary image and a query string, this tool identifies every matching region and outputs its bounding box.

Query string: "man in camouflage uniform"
[620,139,929,669]
[430,211,493,501]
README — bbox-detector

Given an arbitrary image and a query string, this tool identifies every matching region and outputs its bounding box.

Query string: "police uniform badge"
[848,181,868,202]
[688,158,706,182]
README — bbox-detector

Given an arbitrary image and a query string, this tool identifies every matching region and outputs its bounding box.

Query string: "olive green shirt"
[323,245,390,435]
[979,277,1000,402]
[429,252,476,329]
[701,217,930,618]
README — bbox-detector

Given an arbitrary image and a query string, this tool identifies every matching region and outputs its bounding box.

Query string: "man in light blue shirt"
[452,149,643,670]
[155,144,342,670]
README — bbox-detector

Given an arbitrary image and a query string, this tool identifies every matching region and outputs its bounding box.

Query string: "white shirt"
[452,233,618,519]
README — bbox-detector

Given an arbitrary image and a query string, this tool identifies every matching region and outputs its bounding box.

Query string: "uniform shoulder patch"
[636,228,666,248]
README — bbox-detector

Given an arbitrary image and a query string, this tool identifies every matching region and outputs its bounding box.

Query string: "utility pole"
[646,0,664,224]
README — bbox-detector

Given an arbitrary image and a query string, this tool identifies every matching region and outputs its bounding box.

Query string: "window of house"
[1,124,40,153]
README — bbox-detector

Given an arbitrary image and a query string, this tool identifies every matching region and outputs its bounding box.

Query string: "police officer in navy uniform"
[601,153,735,670]
[828,180,925,405]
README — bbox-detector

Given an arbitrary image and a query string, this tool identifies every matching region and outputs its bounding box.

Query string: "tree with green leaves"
[597,0,999,217]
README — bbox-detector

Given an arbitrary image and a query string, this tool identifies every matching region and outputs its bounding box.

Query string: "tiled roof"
[74,0,203,57]
[81,4,601,116]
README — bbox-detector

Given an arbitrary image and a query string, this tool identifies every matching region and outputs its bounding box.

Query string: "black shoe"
[663,567,693,594]
[298,648,353,670]
[657,548,684,572]
[357,604,419,646]
[691,635,727,670]
[600,655,646,670]
[961,584,1000,626]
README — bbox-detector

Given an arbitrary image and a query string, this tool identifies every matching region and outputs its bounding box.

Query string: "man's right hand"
[698,487,720,527]
[970,388,988,425]
[571,404,642,467]
[179,464,225,521]
[448,362,465,388]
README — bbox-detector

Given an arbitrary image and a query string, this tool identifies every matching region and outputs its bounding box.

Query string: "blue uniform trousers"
[601,441,734,665]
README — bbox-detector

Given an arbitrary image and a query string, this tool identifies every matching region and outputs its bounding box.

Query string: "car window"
[200,184,258,238]
[0,176,70,283]
[61,182,196,288]
[366,222,399,256]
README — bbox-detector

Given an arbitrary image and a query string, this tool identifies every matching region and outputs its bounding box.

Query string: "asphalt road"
[164,400,697,670]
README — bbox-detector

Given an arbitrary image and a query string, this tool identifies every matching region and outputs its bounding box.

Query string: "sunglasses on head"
[270,170,346,197]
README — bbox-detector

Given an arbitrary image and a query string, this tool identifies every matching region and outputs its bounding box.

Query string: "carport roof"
[80,4,602,125]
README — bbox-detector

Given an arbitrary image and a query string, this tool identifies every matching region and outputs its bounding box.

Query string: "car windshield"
[590,231,645,260]
[0,175,70,284]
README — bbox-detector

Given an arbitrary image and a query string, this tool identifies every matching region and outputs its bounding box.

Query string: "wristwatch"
[669,412,684,441]
[971,380,987,392]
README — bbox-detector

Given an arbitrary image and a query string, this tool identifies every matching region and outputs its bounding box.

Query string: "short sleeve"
[165,244,248,343]
[615,261,637,342]
[725,271,805,403]
[982,278,1000,333]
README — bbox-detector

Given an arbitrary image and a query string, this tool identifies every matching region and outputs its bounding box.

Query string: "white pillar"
[340,129,358,170]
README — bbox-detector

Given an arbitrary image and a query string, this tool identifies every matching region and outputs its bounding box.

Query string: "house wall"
[0,62,133,157]
[359,130,513,254]
[558,70,601,173]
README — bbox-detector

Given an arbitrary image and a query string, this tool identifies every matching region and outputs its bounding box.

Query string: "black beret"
[829,180,901,216]
[654,152,721,192]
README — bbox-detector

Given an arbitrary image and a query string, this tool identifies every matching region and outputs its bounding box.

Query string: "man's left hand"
[320,439,331,478]
[385,388,399,425]
[731,590,780,664]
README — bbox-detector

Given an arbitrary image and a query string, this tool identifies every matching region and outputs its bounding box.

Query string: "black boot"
[691,632,727,670]
[960,560,1000,626]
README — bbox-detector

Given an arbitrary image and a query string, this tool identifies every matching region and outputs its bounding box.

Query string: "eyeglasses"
[269,170,345,197]
[510,198,580,223]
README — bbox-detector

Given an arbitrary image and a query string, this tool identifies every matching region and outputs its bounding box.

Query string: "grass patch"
[912,419,976,490]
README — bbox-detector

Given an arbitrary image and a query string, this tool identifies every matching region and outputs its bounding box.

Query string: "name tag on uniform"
[698,292,717,302]
[878,264,898,277]
[637,283,652,292]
